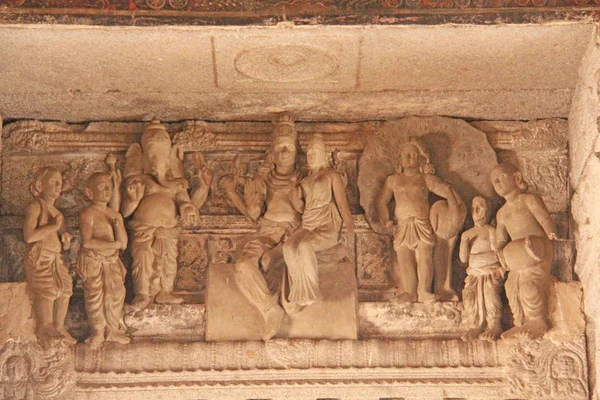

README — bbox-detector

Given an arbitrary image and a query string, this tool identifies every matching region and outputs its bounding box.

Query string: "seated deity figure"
[78,171,130,349]
[23,167,76,347]
[222,114,302,340]
[376,138,462,303]
[122,119,213,310]
[459,196,505,341]
[282,134,354,311]
[491,163,557,340]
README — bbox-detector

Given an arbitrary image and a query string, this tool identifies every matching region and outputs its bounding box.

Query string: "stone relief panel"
[0,117,575,304]
[0,115,587,400]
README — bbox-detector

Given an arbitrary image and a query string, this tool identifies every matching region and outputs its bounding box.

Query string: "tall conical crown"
[141,118,171,150]
[272,113,297,142]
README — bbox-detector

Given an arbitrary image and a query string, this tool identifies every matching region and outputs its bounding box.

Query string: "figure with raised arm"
[121,119,213,310]
[459,196,505,341]
[222,113,302,340]
[78,162,130,349]
[282,134,354,311]
[23,167,76,347]
[376,138,463,303]
[491,163,556,340]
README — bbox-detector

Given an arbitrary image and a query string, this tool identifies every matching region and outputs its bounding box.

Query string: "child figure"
[283,134,355,310]
[491,163,557,340]
[78,171,130,349]
[23,167,75,347]
[459,196,505,341]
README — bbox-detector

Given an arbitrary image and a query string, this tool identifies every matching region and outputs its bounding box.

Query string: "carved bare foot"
[501,325,525,340]
[106,331,130,345]
[437,289,459,302]
[56,326,77,346]
[519,318,549,340]
[85,334,105,350]
[155,291,184,305]
[262,304,284,341]
[417,291,437,304]
[132,294,152,311]
[392,292,417,303]
[461,327,483,341]
[479,323,503,341]
[36,324,63,348]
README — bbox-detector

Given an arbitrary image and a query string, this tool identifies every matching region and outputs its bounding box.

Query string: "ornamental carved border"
[3,0,600,17]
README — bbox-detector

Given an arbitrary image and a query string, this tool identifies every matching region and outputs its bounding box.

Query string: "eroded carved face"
[399,143,421,171]
[307,144,327,171]
[272,137,297,168]
[39,170,62,199]
[491,166,519,197]
[89,174,113,203]
[471,197,487,224]
[5,356,28,382]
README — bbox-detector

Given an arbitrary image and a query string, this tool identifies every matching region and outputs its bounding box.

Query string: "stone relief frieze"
[0,114,583,399]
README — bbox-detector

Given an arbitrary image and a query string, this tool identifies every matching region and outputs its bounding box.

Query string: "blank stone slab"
[206,262,358,341]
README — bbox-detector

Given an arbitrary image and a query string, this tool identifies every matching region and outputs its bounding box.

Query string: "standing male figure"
[222,113,302,340]
[376,138,460,303]
[491,163,556,340]
[78,171,130,349]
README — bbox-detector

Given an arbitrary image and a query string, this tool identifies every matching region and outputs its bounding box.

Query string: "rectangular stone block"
[206,262,358,341]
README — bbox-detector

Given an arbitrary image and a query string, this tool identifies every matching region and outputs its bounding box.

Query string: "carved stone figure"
[23,167,76,347]
[282,134,354,311]
[491,162,557,340]
[222,113,301,340]
[122,119,213,310]
[459,196,505,341]
[376,138,464,303]
[78,167,130,349]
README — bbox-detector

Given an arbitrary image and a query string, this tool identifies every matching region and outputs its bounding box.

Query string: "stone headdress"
[124,118,185,179]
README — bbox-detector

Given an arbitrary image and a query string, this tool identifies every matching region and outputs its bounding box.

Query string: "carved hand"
[198,165,214,189]
[61,231,72,248]
[244,177,265,206]
[222,175,237,194]
[126,181,145,202]
[180,202,200,220]
[547,232,558,241]
[53,213,64,230]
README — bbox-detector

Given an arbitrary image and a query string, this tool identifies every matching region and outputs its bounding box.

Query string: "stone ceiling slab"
[0,23,595,122]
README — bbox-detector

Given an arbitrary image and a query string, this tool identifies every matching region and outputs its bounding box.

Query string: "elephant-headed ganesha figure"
[121,118,213,310]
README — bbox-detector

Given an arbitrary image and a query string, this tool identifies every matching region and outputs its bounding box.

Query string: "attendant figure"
[491,163,556,340]
[376,138,461,303]
[459,196,504,341]
[23,167,75,347]
[282,134,354,310]
[78,170,129,349]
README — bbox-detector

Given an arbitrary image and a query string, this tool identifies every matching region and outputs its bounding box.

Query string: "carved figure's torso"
[262,171,301,224]
[300,168,341,231]
[498,194,547,241]
[33,197,62,252]
[130,174,181,228]
[389,173,431,222]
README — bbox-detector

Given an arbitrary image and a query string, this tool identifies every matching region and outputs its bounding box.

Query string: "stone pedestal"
[205,262,358,341]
